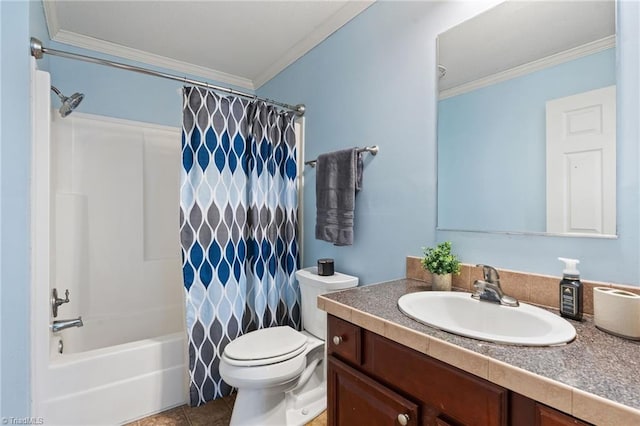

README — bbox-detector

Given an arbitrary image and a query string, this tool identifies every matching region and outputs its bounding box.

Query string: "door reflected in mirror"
[436,0,617,237]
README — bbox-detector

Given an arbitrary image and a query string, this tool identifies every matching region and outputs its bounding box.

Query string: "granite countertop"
[319,279,640,425]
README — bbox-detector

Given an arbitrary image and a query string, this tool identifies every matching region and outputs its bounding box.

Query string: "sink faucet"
[51,316,83,332]
[472,265,519,307]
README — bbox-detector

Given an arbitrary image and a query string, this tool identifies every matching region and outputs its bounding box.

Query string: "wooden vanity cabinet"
[327,315,591,426]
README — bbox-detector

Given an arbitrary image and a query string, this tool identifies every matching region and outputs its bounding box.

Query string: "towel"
[315,148,363,246]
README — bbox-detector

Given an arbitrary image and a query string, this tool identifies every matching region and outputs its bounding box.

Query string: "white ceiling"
[44,0,374,90]
[438,0,616,95]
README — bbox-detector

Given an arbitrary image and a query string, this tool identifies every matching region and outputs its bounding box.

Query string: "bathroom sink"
[397,292,576,346]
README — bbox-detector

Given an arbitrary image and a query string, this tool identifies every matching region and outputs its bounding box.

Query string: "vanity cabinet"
[327,315,591,426]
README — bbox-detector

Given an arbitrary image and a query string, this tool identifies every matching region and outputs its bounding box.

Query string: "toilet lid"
[224,326,308,365]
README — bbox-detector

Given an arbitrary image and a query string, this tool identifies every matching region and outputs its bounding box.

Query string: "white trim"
[42,0,60,40]
[50,30,255,91]
[436,227,618,239]
[253,1,375,88]
[439,36,616,100]
[30,60,52,416]
[43,1,372,91]
[58,110,181,135]
[295,118,306,267]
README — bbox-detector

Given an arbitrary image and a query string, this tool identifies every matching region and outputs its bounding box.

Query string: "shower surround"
[31,67,187,425]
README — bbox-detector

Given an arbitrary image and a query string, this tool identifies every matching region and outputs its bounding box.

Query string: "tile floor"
[126,393,327,426]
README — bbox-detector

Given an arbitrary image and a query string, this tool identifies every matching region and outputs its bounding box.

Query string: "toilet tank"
[296,267,358,340]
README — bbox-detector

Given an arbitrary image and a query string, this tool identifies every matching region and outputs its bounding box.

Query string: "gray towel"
[315,148,363,246]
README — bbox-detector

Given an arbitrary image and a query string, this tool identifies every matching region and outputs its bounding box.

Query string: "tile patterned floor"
[305,411,327,426]
[125,394,235,426]
[126,393,327,426]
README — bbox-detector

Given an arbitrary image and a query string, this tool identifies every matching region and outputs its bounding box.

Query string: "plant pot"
[432,273,452,291]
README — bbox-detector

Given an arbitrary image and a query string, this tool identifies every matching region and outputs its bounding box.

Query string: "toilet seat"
[220,331,324,390]
[220,348,309,389]
[222,326,308,367]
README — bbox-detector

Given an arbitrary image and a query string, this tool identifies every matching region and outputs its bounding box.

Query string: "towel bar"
[305,145,379,168]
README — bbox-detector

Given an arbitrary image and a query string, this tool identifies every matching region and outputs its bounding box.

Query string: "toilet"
[220,267,358,426]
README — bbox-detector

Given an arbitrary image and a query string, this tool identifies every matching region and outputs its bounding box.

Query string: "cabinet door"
[535,404,591,426]
[328,356,419,426]
[363,331,507,426]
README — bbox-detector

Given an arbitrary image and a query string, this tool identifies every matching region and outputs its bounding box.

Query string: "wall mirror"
[436,0,617,237]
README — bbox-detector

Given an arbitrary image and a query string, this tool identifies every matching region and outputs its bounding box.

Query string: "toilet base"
[229,382,326,426]
[285,382,326,425]
[230,385,288,426]
[229,346,326,426]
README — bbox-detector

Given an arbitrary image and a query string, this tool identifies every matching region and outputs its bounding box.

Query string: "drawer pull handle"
[332,335,343,345]
[397,413,410,425]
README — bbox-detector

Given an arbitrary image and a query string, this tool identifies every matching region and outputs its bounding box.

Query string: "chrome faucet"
[51,316,83,332]
[472,265,519,307]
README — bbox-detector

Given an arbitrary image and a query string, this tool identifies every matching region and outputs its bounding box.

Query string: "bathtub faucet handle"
[52,288,70,318]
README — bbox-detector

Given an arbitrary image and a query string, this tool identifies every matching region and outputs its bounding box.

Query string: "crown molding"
[42,0,60,40]
[42,1,374,92]
[254,0,375,89]
[439,35,616,100]
[49,29,255,91]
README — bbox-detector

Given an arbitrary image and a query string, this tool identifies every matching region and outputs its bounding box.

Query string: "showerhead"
[438,64,447,79]
[51,85,84,117]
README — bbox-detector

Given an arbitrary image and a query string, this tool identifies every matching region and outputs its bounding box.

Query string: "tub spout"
[51,316,83,332]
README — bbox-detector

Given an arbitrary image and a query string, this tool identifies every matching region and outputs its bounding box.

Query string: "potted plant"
[420,241,461,291]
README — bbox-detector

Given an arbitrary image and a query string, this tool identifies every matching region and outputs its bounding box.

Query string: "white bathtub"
[30,67,188,426]
[41,332,187,425]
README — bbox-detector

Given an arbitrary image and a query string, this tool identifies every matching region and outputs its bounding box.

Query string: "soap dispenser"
[558,257,583,321]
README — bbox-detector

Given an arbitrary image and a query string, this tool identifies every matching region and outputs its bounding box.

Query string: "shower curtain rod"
[29,37,306,116]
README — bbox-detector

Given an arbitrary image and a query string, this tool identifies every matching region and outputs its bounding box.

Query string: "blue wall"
[1,0,32,417]
[259,1,640,285]
[46,44,253,128]
[258,1,501,285]
[438,49,615,233]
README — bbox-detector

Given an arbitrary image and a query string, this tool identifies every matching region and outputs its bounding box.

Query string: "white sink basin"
[397,292,576,346]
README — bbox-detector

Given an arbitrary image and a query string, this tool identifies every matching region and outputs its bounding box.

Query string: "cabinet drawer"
[328,356,419,426]
[535,404,591,426]
[327,315,362,364]
[364,331,507,426]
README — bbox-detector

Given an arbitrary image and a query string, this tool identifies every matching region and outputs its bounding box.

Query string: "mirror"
[436,1,616,237]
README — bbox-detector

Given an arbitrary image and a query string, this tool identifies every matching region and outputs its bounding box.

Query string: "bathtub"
[40,332,187,425]
[30,67,188,426]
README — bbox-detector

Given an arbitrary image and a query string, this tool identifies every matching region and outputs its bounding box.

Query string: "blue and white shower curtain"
[180,87,300,405]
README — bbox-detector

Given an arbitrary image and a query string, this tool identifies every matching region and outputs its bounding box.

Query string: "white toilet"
[220,267,358,426]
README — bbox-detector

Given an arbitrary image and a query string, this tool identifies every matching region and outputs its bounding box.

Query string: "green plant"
[421,241,461,275]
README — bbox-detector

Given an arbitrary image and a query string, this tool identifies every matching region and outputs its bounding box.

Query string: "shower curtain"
[180,87,300,405]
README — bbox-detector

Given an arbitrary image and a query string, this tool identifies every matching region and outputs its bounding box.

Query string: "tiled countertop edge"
[318,296,640,426]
